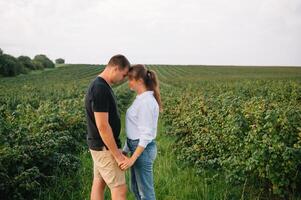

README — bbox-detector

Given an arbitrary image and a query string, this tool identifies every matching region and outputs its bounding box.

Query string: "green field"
[0,64,301,200]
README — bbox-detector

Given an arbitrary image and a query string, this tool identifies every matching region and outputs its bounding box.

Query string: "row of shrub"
[162,80,301,199]
[0,65,91,199]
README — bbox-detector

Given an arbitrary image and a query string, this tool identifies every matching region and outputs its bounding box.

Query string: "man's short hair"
[107,54,130,70]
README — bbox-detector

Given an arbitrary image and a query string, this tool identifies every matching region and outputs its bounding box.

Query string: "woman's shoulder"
[140,95,159,109]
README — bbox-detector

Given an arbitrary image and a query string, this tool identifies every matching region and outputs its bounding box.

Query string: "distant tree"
[32,60,44,70]
[33,55,55,69]
[55,58,65,64]
[0,54,22,76]
[0,48,3,55]
[18,56,35,70]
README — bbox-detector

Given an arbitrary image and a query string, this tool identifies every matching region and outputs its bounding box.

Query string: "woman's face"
[128,77,142,92]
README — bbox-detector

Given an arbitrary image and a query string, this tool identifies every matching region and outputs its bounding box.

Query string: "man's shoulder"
[92,78,110,91]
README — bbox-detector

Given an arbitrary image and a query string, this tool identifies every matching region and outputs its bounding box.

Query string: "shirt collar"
[136,91,154,99]
[97,76,112,90]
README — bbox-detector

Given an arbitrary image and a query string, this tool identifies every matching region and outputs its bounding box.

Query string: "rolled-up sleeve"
[137,103,154,147]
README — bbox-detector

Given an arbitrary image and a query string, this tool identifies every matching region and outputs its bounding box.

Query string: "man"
[85,54,130,200]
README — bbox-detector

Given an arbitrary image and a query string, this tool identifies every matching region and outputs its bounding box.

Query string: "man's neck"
[98,70,112,86]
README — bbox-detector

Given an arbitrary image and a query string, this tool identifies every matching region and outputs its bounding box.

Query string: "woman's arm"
[120,146,145,170]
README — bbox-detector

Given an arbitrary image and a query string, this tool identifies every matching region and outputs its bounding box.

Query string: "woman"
[120,64,162,200]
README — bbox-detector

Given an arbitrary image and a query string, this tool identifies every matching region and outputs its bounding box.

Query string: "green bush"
[55,58,65,64]
[18,56,35,70]
[0,50,56,77]
[0,100,86,199]
[0,54,23,76]
[32,60,44,70]
[33,55,55,69]
[162,81,301,198]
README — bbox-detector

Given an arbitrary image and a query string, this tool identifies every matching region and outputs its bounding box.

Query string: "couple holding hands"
[85,54,161,200]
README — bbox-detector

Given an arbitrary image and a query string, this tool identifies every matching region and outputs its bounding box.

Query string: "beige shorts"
[90,149,126,189]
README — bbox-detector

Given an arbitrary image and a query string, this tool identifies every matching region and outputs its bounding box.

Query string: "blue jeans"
[127,138,157,200]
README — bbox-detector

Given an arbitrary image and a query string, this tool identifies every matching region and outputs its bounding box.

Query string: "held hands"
[119,156,136,171]
[115,150,136,171]
[118,146,144,170]
[115,150,128,167]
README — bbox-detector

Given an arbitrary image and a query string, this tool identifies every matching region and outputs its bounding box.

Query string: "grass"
[39,114,260,200]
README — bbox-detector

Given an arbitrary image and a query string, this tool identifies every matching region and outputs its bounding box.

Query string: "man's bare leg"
[111,184,127,200]
[90,177,107,200]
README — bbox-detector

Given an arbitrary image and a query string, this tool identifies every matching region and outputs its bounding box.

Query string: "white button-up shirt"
[124,91,159,150]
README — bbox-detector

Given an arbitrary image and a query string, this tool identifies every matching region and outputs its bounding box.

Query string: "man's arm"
[94,112,125,164]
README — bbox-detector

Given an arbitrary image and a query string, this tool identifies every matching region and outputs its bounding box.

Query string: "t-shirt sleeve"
[91,84,109,112]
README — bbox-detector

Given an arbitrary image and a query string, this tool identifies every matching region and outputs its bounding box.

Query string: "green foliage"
[1,64,301,199]
[18,56,35,70]
[0,54,23,76]
[0,64,136,199]
[0,64,104,199]
[33,55,55,69]
[32,60,44,70]
[0,99,86,199]
[158,66,301,198]
[55,58,65,64]
[114,82,135,113]
[0,49,56,77]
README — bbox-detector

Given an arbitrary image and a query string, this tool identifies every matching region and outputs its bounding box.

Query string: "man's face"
[112,66,129,84]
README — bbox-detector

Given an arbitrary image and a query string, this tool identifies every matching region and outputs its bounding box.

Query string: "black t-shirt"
[84,76,121,150]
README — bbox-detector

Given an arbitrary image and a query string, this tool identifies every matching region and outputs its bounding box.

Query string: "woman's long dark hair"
[128,64,162,112]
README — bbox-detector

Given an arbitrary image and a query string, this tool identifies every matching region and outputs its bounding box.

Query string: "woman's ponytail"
[145,69,162,112]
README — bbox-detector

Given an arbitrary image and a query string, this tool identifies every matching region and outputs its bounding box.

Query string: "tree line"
[0,48,65,77]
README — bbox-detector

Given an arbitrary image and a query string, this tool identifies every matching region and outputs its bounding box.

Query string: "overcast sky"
[0,0,300,65]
